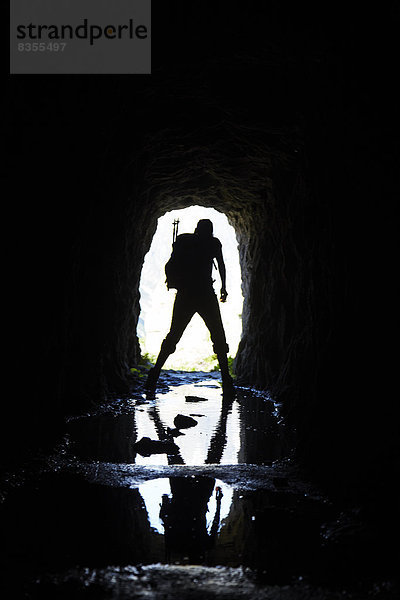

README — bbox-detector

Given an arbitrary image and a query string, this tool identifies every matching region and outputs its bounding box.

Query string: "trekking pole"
[172,219,179,244]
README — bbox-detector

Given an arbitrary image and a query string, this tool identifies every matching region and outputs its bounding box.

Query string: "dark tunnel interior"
[6,0,399,487]
[4,3,399,594]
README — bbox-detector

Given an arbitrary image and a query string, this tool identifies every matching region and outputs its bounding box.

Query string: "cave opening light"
[138,205,244,371]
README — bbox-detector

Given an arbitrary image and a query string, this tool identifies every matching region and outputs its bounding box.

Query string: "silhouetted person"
[146,219,235,397]
[159,477,223,563]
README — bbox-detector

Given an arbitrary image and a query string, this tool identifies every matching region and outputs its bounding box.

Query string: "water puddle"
[1,376,321,590]
[1,469,333,575]
[1,375,396,598]
[66,376,291,467]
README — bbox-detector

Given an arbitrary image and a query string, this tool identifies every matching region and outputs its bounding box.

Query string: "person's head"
[194,219,213,237]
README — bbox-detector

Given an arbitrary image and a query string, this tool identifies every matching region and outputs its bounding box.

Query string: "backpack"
[165,233,195,290]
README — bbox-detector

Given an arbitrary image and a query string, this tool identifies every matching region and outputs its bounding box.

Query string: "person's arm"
[215,245,227,302]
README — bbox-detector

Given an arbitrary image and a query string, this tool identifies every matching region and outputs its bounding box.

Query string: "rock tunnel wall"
[122,124,325,406]
[5,4,398,492]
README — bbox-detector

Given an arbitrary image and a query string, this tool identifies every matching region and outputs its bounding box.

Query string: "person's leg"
[198,292,235,396]
[146,291,195,390]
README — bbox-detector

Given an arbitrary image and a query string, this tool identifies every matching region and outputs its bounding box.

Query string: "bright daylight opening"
[138,206,243,371]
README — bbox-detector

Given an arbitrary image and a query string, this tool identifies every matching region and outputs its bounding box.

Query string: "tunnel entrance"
[137,206,244,371]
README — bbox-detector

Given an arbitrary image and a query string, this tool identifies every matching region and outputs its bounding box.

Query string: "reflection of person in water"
[159,477,223,563]
[142,380,233,562]
[146,392,234,467]
[146,219,235,398]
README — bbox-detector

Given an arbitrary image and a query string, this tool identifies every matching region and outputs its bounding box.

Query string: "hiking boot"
[222,375,235,399]
[145,367,159,392]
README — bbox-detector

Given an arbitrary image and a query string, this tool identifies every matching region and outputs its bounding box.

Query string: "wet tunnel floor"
[1,372,398,599]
